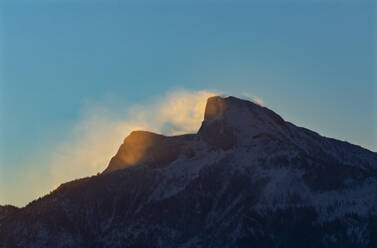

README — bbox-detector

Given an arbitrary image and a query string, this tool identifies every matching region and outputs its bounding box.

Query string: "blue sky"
[0,0,376,206]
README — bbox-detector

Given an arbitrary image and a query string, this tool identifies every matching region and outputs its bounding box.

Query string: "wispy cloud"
[242,92,264,106]
[6,89,217,206]
[47,89,217,186]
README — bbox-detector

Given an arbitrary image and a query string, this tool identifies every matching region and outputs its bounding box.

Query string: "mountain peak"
[105,131,167,173]
[203,96,263,121]
[104,130,198,173]
[199,95,292,149]
[105,96,293,172]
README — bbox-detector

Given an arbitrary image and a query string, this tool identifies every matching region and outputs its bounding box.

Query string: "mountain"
[1,96,376,248]
[0,205,18,224]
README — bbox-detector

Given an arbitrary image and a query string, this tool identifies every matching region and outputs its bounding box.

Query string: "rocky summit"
[1,96,377,248]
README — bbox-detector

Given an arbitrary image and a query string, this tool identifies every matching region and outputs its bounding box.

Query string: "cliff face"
[1,96,377,248]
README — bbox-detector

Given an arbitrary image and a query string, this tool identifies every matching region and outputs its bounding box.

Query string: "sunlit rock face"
[104,131,200,173]
[198,96,236,150]
[105,131,181,172]
[202,96,227,121]
[1,96,377,248]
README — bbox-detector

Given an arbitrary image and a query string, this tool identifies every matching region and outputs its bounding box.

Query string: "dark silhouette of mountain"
[1,96,376,248]
[0,205,18,224]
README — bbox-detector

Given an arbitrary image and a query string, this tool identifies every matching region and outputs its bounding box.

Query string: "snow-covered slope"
[1,96,376,248]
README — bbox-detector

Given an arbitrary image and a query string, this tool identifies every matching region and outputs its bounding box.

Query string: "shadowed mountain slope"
[0,205,18,224]
[1,96,376,248]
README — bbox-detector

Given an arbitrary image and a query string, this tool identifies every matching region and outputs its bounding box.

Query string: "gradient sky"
[0,0,376,206]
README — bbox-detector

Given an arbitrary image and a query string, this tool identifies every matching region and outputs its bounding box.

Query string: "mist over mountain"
[1,96,376,248]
